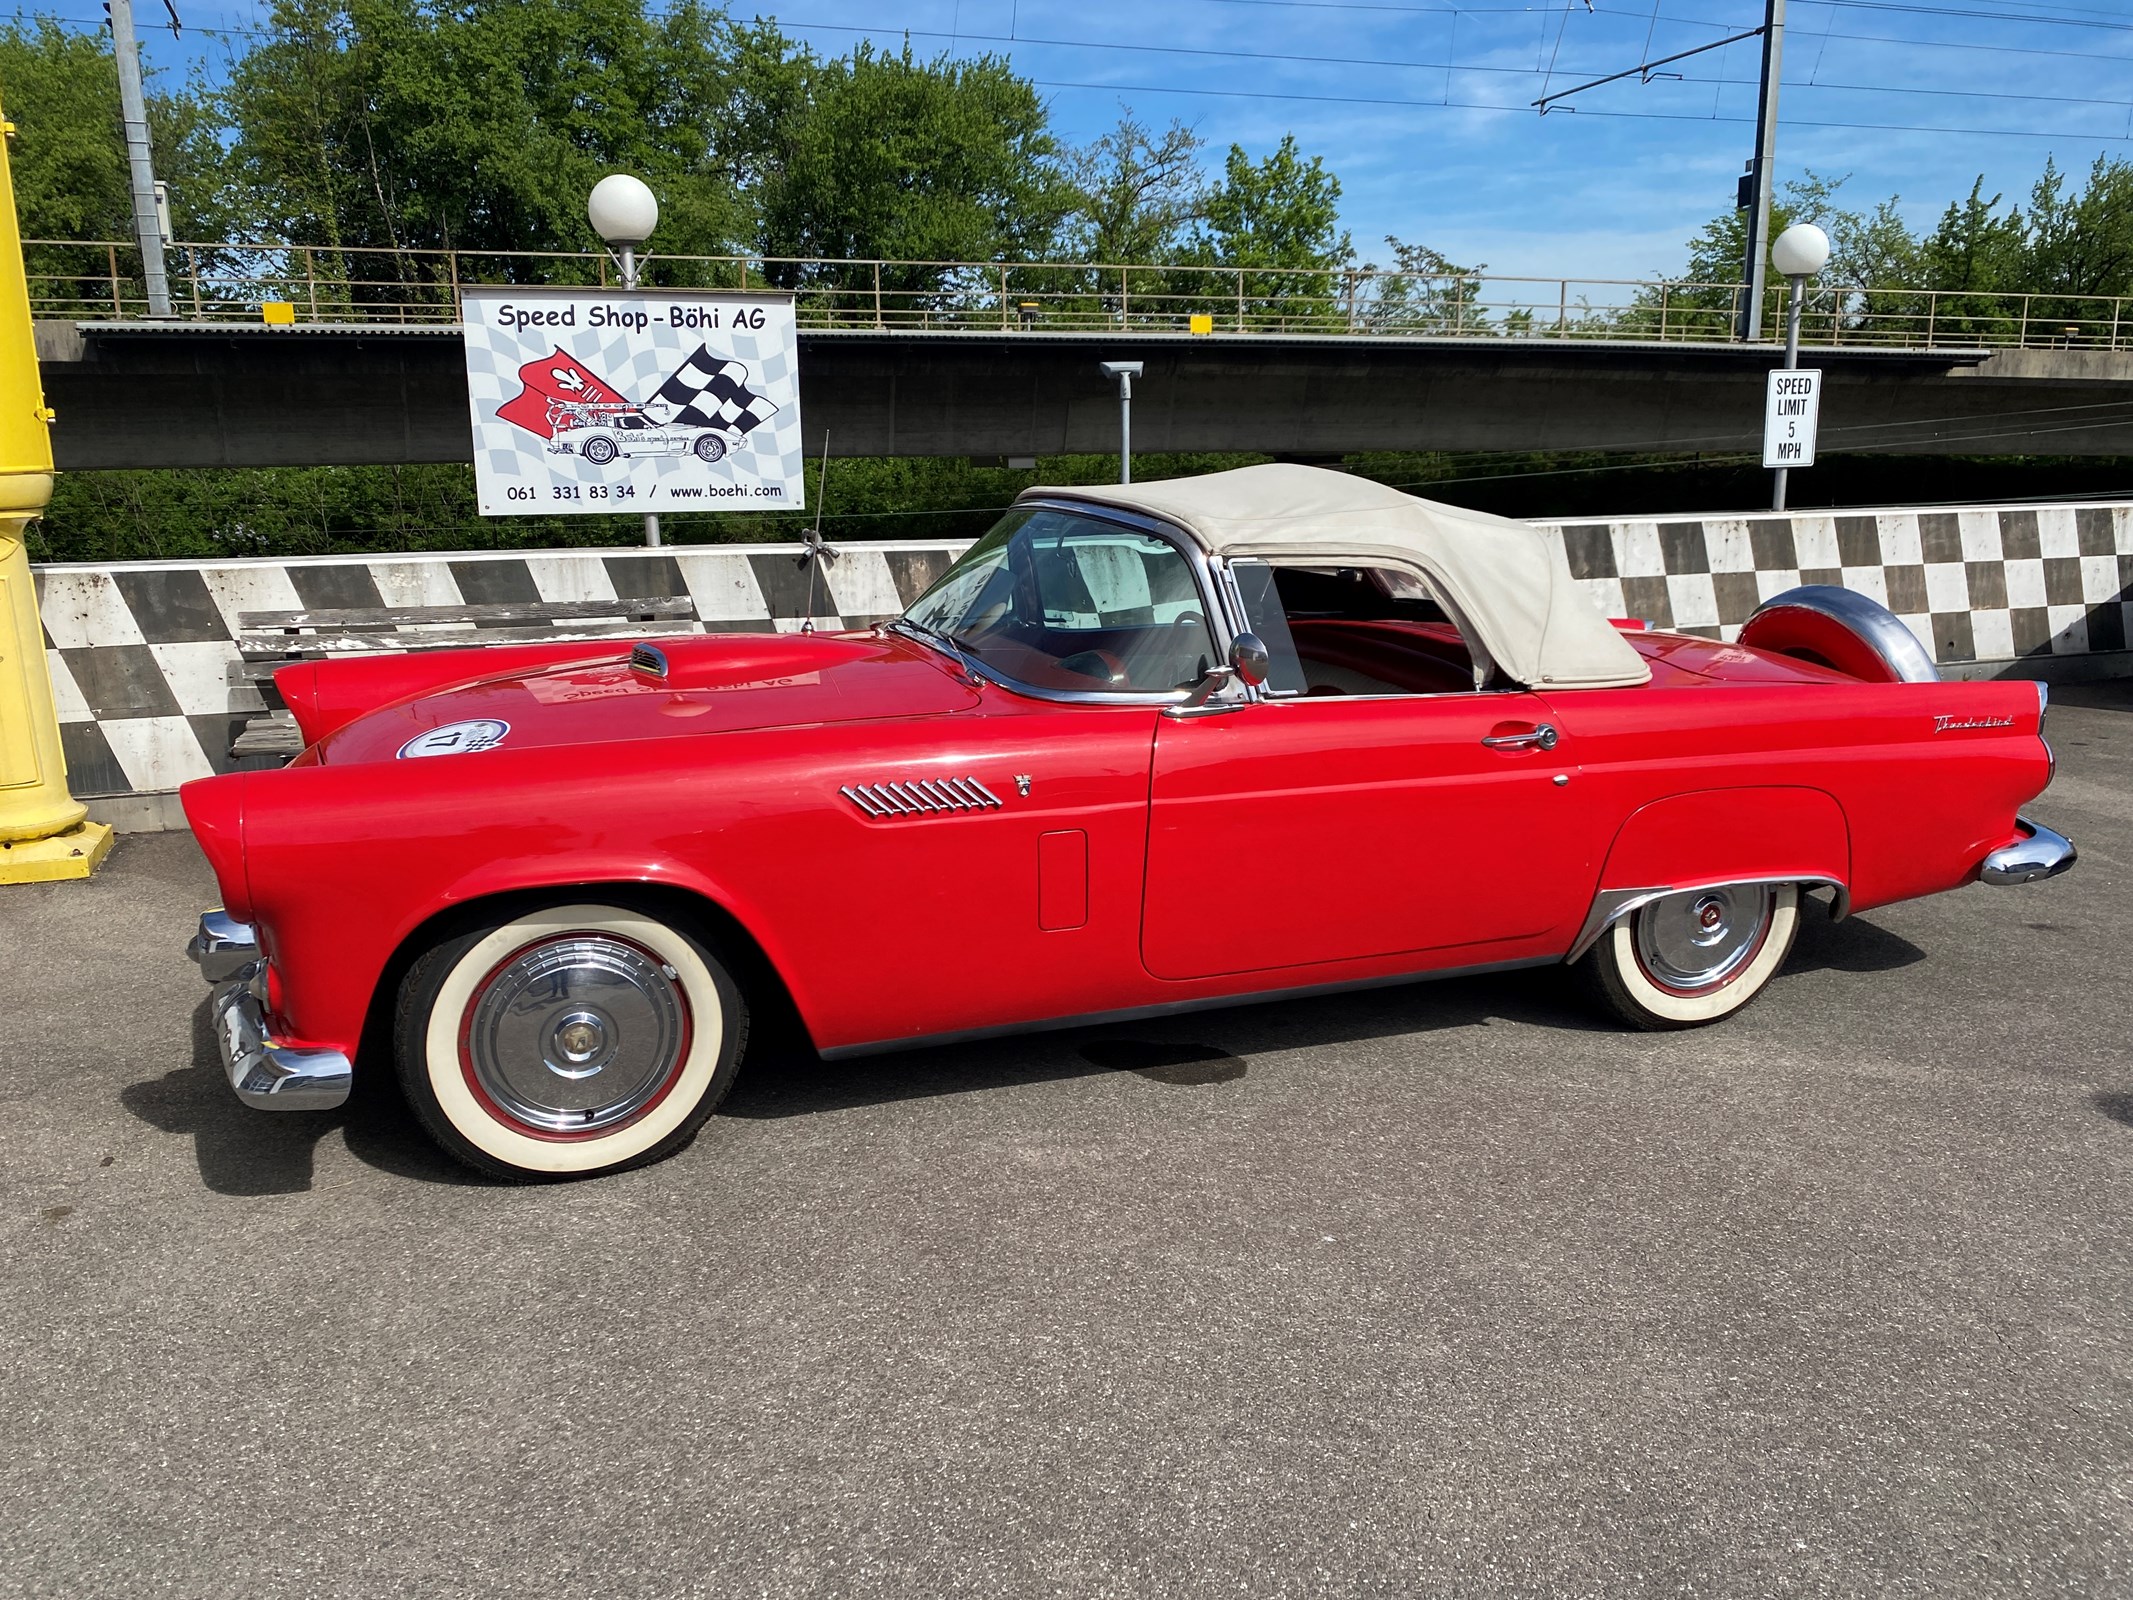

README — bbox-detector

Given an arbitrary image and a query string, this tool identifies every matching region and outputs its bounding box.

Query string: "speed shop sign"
[1763,368,1823,468]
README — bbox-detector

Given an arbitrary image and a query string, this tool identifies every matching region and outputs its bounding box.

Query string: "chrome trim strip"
[209,960,353,1112]
[1979,817,2077,886]
[965,778,1004,807]
[187,908,259,984]
[1744,585,1940,683]
[819,954,1560,1059]
[1566,874,1847,964]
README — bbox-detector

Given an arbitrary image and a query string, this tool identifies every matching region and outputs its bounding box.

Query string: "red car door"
[1141,693,1600,981]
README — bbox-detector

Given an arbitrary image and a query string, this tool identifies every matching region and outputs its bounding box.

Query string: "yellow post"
[0,103,112,883]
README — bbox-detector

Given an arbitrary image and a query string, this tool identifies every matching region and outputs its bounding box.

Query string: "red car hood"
[308,631,981,766]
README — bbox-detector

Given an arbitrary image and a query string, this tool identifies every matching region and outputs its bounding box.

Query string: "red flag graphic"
[495,348,633,439]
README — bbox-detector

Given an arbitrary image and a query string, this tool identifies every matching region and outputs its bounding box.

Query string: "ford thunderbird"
[182,465,2075,1180]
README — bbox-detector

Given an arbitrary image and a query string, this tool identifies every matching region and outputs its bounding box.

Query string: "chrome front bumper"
[1980,818,2078,887]
[187,911,353,1111]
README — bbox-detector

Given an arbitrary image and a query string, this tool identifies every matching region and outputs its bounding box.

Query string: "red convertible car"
[183,465,2073,1180]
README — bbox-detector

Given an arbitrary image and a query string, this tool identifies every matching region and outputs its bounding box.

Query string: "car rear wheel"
[393,902,747,1180]
[582,435,618,465]
[1580,882,1800,1030]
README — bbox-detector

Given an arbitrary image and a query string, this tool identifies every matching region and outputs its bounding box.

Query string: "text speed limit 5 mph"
[1763,368,1823,469]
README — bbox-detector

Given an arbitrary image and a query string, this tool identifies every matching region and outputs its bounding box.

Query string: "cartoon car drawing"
[547,408,736,466]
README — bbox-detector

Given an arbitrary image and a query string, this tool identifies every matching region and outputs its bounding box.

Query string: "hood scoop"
[629,642,671,679]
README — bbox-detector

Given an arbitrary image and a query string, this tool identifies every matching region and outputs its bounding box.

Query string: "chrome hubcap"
[464,936,689,1134]
[1633,885,1774,994]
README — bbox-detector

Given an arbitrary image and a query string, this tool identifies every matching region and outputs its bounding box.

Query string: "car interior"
[1248,565,1484,696]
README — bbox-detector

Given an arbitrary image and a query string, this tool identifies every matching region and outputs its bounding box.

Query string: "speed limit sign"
[1763,369,1823,468]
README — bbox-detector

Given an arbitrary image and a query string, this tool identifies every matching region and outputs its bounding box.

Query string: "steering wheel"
[1057,648,1130,686]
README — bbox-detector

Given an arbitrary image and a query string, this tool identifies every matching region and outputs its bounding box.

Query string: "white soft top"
[1021,463,1650,690]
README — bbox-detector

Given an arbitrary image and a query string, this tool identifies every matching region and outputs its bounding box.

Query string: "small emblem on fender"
[399,719,510,759]
[1933,714,2014,733]
[1015,774,1032,796]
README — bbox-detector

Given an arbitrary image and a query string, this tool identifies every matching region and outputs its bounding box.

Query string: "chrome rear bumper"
[187,911,352,1111]
[1980,818,2077,887]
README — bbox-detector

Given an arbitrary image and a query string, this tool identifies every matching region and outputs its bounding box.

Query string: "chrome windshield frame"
[896,498,1242,709]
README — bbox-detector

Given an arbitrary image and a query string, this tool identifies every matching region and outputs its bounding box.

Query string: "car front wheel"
[693,433,727,463]
[1580,882,1800,1031]
[393,902,747,1180]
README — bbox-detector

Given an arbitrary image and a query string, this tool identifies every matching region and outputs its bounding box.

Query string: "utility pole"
[107,0,172,318]
[1736,0,1786,343]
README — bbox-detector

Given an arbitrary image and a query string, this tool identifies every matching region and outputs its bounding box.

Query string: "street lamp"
[1099,361,1143,485]
[589,174,664,548]
[1768,222,1829,511]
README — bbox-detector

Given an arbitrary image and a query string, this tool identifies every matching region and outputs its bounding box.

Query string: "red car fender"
[402,851,801,997]
[1595,786,1852,898]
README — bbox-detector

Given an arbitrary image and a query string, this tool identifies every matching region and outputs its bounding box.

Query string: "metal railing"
[22,238,2133,352]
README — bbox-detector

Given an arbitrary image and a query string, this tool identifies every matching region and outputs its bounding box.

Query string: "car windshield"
[902,508,1217,694]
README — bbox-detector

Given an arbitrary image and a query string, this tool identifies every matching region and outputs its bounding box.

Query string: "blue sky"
[90,0,2133,279]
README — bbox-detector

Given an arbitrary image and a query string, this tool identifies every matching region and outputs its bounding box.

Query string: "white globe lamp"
[587,174,659,248]
[1770,223,1831,279]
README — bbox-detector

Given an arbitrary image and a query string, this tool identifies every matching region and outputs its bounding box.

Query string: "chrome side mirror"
[1174,632,1271,712]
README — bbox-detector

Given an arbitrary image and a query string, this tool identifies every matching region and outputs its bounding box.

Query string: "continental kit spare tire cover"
[1738,585,1939,683]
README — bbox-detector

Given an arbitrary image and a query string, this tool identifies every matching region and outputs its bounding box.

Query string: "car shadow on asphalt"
[725,960,1612,1120]
[117,1001,480,1195]
[723,911,1929,1121]
[121,914,1929,1190]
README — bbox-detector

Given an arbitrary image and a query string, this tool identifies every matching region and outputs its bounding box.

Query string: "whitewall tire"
[1582,882,1800,1031]
[393,903,747,1180]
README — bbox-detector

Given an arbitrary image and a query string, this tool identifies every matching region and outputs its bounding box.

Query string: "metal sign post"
[1099,361,1143,484]
[1764,366,1822,508]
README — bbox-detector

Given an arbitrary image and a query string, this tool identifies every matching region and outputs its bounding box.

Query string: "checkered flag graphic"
[641,346,781,435]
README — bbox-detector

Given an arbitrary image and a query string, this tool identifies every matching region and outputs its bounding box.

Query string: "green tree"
[752,40,1072,314]
[222,0,754,302]
[0,21,231,311]
[1178,135,1352,328]
[1064,115,1205,263]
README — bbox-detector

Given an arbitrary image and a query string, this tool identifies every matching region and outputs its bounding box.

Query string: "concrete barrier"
[33,498,2131,825]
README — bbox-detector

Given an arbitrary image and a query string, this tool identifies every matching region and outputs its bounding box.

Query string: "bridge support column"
[0,106,110,883]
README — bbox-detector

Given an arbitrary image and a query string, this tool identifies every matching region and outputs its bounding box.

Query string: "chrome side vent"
[630,642,669,677]
[841,778,1004,818]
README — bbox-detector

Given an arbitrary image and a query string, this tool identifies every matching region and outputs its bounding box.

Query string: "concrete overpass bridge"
[27,241,2133,467]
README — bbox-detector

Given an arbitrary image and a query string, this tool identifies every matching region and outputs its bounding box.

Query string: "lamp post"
[588,174,662,548]
[1099,361,1143,485]
[1768,222,1830,512]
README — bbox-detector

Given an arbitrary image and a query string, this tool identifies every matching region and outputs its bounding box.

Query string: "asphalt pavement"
[4,684,2132,1598]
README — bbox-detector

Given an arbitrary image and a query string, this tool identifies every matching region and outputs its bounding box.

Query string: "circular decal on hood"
[398,719,511,759]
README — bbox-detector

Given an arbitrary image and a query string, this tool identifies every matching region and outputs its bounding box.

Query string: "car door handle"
[1481,723,1559,751]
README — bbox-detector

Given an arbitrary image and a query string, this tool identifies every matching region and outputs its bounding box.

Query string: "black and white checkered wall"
[33,542,962,797]
[32,500,2133,799]
[1544,504,2133,662]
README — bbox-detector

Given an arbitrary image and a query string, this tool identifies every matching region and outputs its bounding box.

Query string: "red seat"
[1287,619,1475,695]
